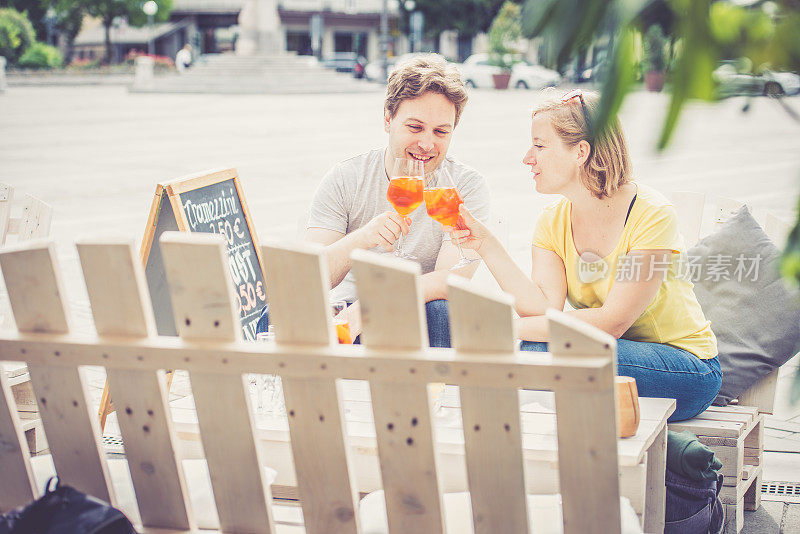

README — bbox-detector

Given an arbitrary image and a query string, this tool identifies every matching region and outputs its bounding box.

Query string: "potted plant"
[487,1,522,90]
[643,25,667,92]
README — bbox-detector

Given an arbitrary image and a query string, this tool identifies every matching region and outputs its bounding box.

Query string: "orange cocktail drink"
[332,300,353,344]
[387,177,424,216]
[336,322,353,344]
[424,187,463,227]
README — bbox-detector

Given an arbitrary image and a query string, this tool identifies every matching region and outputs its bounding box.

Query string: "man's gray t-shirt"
[308,148,490,303]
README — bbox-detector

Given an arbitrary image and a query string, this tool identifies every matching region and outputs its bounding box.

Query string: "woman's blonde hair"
[385,54,468,126]
[532,89,632,198]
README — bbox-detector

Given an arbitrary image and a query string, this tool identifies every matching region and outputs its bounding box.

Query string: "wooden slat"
[689,411,754,424]
[738,369,779,414]
[0,370,36,511]
[668,191,705,247]
[547,309,620,534]
[0,182,13,245]
[351,250,444,534]
[643,426,667,534]
[448,276,528,534]
[261,242,359,534]
[260,242,332,346]
[163,167,238,196]
[350,250,427,351]
[704,405,759,416]
[160,232,276,533]
[0,241,114,503]
[0,240,69,333]
[668,419,746,438]
[1,333,608,392]
[77,240,194,530]
[17,194,52,241]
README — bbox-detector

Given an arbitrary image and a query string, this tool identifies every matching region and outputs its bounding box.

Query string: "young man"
[261,54,490,346]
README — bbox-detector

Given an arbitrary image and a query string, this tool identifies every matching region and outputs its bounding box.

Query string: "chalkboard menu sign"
[99,168,268,430]
[139,168,267,341]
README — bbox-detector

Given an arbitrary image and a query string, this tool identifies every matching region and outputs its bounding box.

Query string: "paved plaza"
[2,85,800,531]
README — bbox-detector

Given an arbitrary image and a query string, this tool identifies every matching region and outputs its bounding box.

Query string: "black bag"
[0,477,136,534]
[664,468,725,534]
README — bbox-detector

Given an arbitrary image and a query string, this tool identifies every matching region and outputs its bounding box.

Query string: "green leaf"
[709,2,745,44]
[596,27,638,138]
[658,0,717,148]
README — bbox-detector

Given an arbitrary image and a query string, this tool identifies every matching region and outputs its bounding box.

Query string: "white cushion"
[359,490,643,534]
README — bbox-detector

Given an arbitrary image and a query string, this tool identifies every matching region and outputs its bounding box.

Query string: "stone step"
[154,74,370,85]
[134,53,377,94]
[181,69,347,77]
[132,84,381,94]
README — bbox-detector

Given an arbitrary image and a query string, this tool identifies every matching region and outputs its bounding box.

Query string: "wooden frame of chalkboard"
[140,167,268,340]
[99,167,267,430]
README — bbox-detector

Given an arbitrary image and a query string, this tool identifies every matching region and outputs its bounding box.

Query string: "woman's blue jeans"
[520,339,722,422]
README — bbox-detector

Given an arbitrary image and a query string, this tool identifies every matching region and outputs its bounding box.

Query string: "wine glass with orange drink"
[386,158,425,258]
[332,300,353,344]
[424,167,479,270]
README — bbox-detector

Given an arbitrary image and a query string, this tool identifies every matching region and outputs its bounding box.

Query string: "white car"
[457,53,502,88]
[510,62,561,90]
[714,60,800,97]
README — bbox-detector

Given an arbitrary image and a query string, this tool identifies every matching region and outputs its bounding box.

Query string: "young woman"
[452,89,721,421]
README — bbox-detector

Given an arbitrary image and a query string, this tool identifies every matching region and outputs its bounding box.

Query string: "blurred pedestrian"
[175,44,192,73]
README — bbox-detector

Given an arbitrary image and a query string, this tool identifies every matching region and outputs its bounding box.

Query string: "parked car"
[713,60,800,97]
[322,53,367,78]
[510,61,561,90]
[579,60,607,83]
[457,53,502,88]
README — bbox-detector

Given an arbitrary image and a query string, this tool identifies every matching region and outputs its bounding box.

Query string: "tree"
[522,0,800,401]
[487,1,522,71]
[0,7,36,64]
[56,0,172,64]
[642,24,666,73]
[0,0,46,42]
[54,2,86,64]
[404,0,521,41]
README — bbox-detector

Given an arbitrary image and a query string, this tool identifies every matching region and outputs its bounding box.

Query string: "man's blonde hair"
[532,90,632,198]
[385,54,468,126]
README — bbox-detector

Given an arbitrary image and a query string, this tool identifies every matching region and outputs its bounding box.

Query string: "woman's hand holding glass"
[444,204,497,258]
[424,167,479,269]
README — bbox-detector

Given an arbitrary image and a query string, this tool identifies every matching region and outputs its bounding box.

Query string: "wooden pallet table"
[668,405,764,534]
[169,382,675,532]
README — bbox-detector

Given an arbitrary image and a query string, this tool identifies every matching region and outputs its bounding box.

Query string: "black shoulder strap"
[624,194,637,225]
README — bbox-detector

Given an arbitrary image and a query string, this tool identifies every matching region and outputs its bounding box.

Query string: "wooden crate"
[668,405,764,534]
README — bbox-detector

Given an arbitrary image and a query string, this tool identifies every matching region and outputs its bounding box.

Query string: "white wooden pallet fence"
[0,233,623,534]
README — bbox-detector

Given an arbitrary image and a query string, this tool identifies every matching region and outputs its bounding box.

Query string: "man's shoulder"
[333,148,384,176]
[444,154,485,182]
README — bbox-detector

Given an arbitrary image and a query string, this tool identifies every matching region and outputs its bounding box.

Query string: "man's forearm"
[324,230,367,288]
[421,260,478,302]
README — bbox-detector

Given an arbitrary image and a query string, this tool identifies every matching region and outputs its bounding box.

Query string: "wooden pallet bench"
[668,405,763,533]
[666,192,792,534]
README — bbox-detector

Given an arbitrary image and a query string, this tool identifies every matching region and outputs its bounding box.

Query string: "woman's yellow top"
[532,183,717,359]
